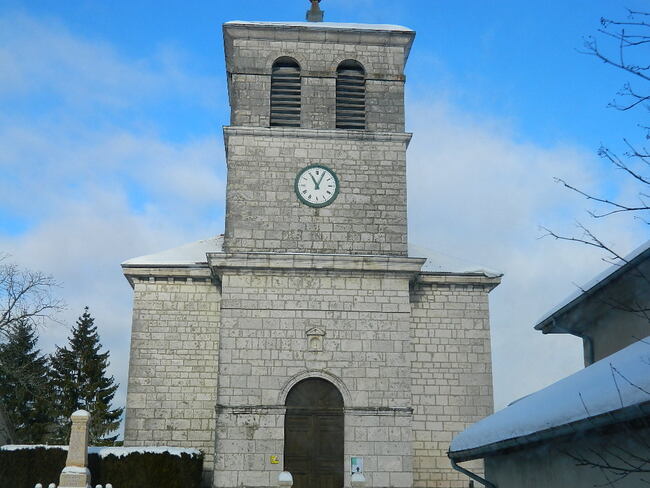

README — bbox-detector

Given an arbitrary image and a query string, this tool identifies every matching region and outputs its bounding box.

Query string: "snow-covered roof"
[121,235,224,267]
[408,243,501,278]
[122,235,500,278]
[224,20,413,33]
[449,337,650,459]
[534,240,650,333]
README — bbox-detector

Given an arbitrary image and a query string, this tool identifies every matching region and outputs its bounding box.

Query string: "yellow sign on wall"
[270,455,280,464]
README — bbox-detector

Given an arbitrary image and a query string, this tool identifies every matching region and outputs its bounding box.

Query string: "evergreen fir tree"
[50,307,123,445]
[0,319,54,443]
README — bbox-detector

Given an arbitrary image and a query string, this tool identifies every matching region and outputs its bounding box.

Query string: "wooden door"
[284,378,344,488]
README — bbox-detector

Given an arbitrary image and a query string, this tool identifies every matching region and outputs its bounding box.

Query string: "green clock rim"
[294,164,340,208]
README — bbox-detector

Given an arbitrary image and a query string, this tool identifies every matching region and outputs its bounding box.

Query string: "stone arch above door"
[278,370,351,406]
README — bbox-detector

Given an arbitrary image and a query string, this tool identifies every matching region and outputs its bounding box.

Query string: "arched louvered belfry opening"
[270,57,301,127]
[336,60,366,130]
[284,378,344,488]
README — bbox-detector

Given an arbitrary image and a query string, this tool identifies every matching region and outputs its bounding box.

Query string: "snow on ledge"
[61,466,90,475]
[450,337,650,454]
[408,243,501,278]
[1,445,201,458]
[225,20,413,33]
[1,444,67,451]
[122,235,224,267]
[121,235,500,277]
[91,446,202,458]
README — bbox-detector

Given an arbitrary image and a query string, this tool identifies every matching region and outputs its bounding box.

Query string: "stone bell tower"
[221,18,414,256]
[212,15,420,488]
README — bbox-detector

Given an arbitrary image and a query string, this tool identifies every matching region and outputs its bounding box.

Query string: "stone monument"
[58,410,91,488]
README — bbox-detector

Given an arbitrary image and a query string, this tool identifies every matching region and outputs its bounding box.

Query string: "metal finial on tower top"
[306,0,324,22]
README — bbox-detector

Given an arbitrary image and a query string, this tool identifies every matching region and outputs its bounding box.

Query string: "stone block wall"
[409,276,496,488]
[212,256,418,488]
[123,270,221,479]
[223,128,410,255]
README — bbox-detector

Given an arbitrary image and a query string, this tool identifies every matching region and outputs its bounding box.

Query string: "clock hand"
[309,173,319,189]
[316,171,326,188]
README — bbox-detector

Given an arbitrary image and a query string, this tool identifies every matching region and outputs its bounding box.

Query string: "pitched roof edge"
[534,240,650,333]
[448,398,650,462]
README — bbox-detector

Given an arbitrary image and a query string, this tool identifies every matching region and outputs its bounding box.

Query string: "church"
[121,5,501,488]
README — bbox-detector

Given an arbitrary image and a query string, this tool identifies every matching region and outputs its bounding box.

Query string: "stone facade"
[123,268,221,474]
[122,20,501,488]
[410,276,495,488]
[210,253,420,488]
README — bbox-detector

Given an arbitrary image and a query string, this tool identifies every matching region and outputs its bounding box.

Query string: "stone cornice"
[223,126,412,146]
[121,264,211,288]
[223,22,415,61]
[121,256,501,290]
[415,272,502,291]
[208,252,425,279]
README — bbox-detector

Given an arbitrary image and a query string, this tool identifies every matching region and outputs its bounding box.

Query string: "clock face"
[294,164,339,208]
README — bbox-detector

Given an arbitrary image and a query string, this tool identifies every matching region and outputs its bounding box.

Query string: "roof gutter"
[450,458,497,488]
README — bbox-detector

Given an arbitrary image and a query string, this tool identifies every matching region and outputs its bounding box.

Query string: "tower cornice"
[223,126,412,145]
[208,251,425,280]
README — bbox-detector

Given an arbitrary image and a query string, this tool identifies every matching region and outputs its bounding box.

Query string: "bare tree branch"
[0,254,64,338]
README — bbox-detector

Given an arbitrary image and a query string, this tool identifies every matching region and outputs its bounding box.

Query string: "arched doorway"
[284,378,344,488]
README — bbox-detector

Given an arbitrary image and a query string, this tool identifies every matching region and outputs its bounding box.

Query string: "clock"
[294,164,339,208]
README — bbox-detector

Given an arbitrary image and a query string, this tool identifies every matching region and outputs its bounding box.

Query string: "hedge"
[0,445,203,488]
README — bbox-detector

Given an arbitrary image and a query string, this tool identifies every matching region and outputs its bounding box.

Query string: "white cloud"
[0,13,220,111]
[407,100,646,408]
[0,12,227,437]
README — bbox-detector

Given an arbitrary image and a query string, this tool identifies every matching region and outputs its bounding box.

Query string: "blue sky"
[1,0,648,435]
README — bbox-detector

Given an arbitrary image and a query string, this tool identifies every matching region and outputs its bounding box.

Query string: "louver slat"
[271,61,301,127]
[336,65,366,130]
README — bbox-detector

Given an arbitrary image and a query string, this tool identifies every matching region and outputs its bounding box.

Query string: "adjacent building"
[449,241,650,488]
[535,241,650,366]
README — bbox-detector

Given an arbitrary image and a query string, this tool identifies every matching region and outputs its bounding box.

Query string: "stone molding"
[121,258,500,290]
[223,125,413,145]
[277,369,352,405]
[208,251,425,279]
[215,404,413,416]
[223,22,415,59]
[121,265,212,288]
[416,272,502,290]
